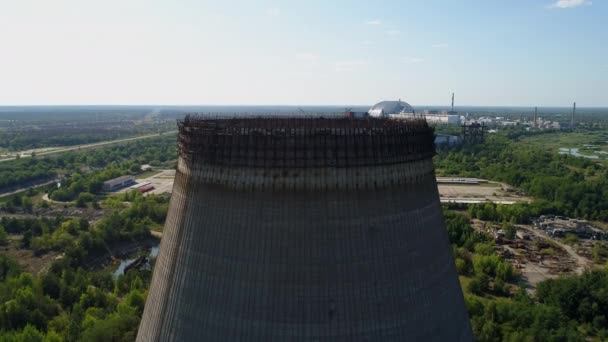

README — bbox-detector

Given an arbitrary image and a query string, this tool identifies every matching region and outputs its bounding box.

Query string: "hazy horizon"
[1,0,607,106]
[1,104,607,109]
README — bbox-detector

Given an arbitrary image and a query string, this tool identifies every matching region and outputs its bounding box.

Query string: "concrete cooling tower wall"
[137,116,472,341]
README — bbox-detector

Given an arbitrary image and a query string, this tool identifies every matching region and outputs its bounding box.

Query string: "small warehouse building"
[102,175,136,192]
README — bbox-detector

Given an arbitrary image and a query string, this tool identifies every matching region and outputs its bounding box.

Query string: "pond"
[558,147,600,159]
[113,244,159,278]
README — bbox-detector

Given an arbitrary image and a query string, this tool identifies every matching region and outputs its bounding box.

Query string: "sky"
[0,0,606,106]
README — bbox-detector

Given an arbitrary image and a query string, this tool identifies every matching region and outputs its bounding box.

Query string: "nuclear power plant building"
[368,100,460,124]
[137,116,472,341]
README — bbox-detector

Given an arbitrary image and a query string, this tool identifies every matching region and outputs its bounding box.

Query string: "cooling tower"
[137,116,472,341]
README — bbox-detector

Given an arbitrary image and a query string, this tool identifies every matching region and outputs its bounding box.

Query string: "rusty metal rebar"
[177,115,435,168]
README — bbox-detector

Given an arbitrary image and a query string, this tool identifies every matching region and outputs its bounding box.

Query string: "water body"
[558,147,600,159]
[113,245,159,278]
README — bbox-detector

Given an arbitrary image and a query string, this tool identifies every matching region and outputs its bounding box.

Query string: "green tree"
[0,225,8,245]
[130,163,141,173]
[455,258,469,275]
[21,196,33,213]
[592,243,606,264]
[503,222,516,240]
[474,242,495,256]
[564,234,579,245]
[468,274,490,295]
[495,261,513,282]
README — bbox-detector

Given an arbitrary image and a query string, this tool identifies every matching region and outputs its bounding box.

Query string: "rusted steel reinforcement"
[177,115,435,168]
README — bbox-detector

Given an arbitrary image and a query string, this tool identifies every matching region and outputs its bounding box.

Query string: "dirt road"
[519,225,588,275]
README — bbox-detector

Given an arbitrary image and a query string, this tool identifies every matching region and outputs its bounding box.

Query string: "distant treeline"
[427,105,608,120]
[0,123,173,151]
[0,106,155,121]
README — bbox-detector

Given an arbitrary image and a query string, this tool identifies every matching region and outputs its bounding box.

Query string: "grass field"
[520,131,608,149]
[519,131,608,164]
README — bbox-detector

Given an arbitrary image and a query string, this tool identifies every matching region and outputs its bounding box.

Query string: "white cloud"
[402,57,424,64]
[547,0,591,8]
[385,29,401,36]
[432,43,449,48]
[265,7,281,16]
[295,53,319,60]
[366,19,382,25]
[332,60,367,72]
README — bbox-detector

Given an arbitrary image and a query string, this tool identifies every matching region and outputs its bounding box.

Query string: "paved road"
[0,179,58,198]
[0,131,177,163]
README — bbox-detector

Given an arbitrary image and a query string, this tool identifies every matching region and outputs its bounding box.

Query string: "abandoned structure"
[137,116,472,341]
[101,175,135,192]
[367,99,460,124]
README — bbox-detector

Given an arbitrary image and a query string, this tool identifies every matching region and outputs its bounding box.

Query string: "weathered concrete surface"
[137,118,472,341]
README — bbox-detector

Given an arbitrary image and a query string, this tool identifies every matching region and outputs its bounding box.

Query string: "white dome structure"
[368,100,415,117]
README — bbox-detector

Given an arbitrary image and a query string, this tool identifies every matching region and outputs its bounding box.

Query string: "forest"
[0,134,176,194]
[0,106,176,151]
[445,210,608,341]
[0,126,607,340]
[0,203,606,341]
[0,191,167,341]
[434,127,608,340]
[435,130,608,221]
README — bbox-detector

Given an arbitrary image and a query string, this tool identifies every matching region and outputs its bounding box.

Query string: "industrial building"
[137,116,472,341]
[367,100,416,117]
[422,109,461,124]
[101,175,135,192]
[366,100,460,124]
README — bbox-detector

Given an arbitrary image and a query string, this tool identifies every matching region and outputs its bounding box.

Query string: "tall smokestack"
[534,106,538,128]
[451,92,455,112]
[572,102,576,128]
[137,116,473,341]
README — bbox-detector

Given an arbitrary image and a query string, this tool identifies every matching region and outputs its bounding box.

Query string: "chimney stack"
[451,92,455,112]
[571,102,576,128]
